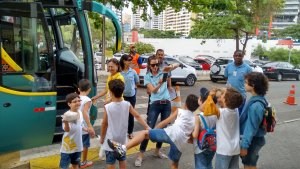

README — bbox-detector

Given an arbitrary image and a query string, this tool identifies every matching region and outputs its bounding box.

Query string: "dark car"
[194,55,216,71]
[176,55,202,70]
[262,61,300,81]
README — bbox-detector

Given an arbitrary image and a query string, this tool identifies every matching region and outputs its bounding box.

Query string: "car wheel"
[276,73,282,81]
[211,78,218,83]
[185,74,196,86]
[296,74,300,81]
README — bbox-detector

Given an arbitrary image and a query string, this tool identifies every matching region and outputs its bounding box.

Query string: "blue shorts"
[241,137,265,167]
[194,150,215,169]
[82,134,90,148]
[105,151,126,165]
[215,154,239,169]
[149,129,182,162]
[60,152,81,169]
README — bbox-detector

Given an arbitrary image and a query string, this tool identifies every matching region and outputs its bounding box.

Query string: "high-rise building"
[272,0,300,30]
[144,8,164,30]
[164,7,197,36]
[131,9,145,29]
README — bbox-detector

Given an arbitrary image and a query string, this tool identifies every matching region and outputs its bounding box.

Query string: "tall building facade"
[164,7,196,36]
[272,0,300,29]
[131,9,145,29]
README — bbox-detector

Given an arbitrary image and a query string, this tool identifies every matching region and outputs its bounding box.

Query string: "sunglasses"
[150,63,159,67]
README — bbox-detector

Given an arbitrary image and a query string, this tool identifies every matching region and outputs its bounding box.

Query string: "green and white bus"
[0,0,121,153]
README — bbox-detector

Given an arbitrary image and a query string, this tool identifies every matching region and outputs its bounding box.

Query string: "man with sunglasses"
[224,50,252,114]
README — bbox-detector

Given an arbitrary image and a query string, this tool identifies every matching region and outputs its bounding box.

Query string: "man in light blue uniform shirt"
[224,50,252,114]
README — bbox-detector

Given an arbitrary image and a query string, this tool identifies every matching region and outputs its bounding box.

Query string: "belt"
[153,100,170,104]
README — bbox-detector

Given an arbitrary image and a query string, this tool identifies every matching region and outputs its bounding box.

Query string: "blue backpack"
[197,114,217,152]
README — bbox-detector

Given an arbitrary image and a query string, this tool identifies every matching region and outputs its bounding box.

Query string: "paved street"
[11,79,300,169]
[90,79,300,169]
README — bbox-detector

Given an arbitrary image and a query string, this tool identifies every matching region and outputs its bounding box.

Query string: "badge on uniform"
[233,71,237,76]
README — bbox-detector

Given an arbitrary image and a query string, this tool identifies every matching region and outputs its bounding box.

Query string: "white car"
[139,55,197,86]
[113,53,124,61]
[210,57,263,82]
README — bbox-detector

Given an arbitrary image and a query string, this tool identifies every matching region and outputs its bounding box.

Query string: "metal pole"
[288,47,291,63]
[101,15,106,70]
[121,8,124,52]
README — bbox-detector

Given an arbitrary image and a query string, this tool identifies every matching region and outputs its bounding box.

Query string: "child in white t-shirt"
[213,87,244,169]
[108,94,200,169]
[78,79,95,168]
[100,79,150,169]
[192,87,218,169]
[60,93,84,169]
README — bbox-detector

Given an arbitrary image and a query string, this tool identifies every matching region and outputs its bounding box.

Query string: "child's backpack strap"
[253,99,267,109]
[199,114,209,130]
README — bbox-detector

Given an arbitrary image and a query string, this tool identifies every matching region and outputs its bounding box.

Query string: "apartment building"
[272,0,300,29]
[164,7,196,36]
[131,9,145,29]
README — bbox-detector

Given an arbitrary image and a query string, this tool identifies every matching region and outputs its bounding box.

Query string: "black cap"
[199,87,218,103]
[199,87,209,102]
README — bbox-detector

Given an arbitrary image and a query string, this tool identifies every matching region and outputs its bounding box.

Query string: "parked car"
[94,52,102,63]
[194,55,216,70]
[210,57,262,82]
[113,52,124,61]
[95,63,101,70]
[139,55,197,86]
[262,61,300,81]
[174,55,202,70]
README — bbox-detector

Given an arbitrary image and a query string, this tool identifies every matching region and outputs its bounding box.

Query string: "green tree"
[190,0,284,52]
[139,28,178,38]
[278,24,300,40]
[262,47,300,66]
[252,44,267,59]
[124,42,155,54]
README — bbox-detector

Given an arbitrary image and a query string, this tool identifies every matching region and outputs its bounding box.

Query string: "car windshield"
[263,62,279,67]
[214,59,232,65]
[179,57,198,65]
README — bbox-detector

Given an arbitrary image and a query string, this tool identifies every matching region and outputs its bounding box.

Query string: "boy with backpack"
[192,87,218,169]
[210,87,243,169]
[108,94,199,169]
[240,72,270,169]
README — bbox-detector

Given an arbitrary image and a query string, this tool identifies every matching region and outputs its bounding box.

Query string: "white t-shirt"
[164,108,195,152]
[193,112,217,154]
[79,95,92,135]
[60,110,83,153]
[216,108,240,156]
[102,101,130,151]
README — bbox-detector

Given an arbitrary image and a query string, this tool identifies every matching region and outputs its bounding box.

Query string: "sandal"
[135,156,143,167]
[107,139,126,158]
[128,133,133,139]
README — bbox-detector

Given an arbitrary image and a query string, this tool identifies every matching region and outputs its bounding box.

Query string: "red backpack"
[254,100,277,132]
[197,114,217,152]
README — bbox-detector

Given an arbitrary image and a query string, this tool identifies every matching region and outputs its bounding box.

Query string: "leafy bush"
[253,46,300,66]
[124,42,155,54]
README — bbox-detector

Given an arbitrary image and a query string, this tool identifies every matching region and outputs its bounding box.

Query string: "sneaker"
[153,152,168,159]
[135,157,143,167]
[107,139,126,158]
[80,160,93,168]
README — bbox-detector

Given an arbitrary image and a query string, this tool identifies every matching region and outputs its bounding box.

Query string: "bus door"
[0,2,56,152]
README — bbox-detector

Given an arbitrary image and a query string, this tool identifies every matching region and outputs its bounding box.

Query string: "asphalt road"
[91,79,300,169]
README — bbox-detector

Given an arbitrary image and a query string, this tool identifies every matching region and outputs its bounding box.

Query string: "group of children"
[60,72,269,169]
